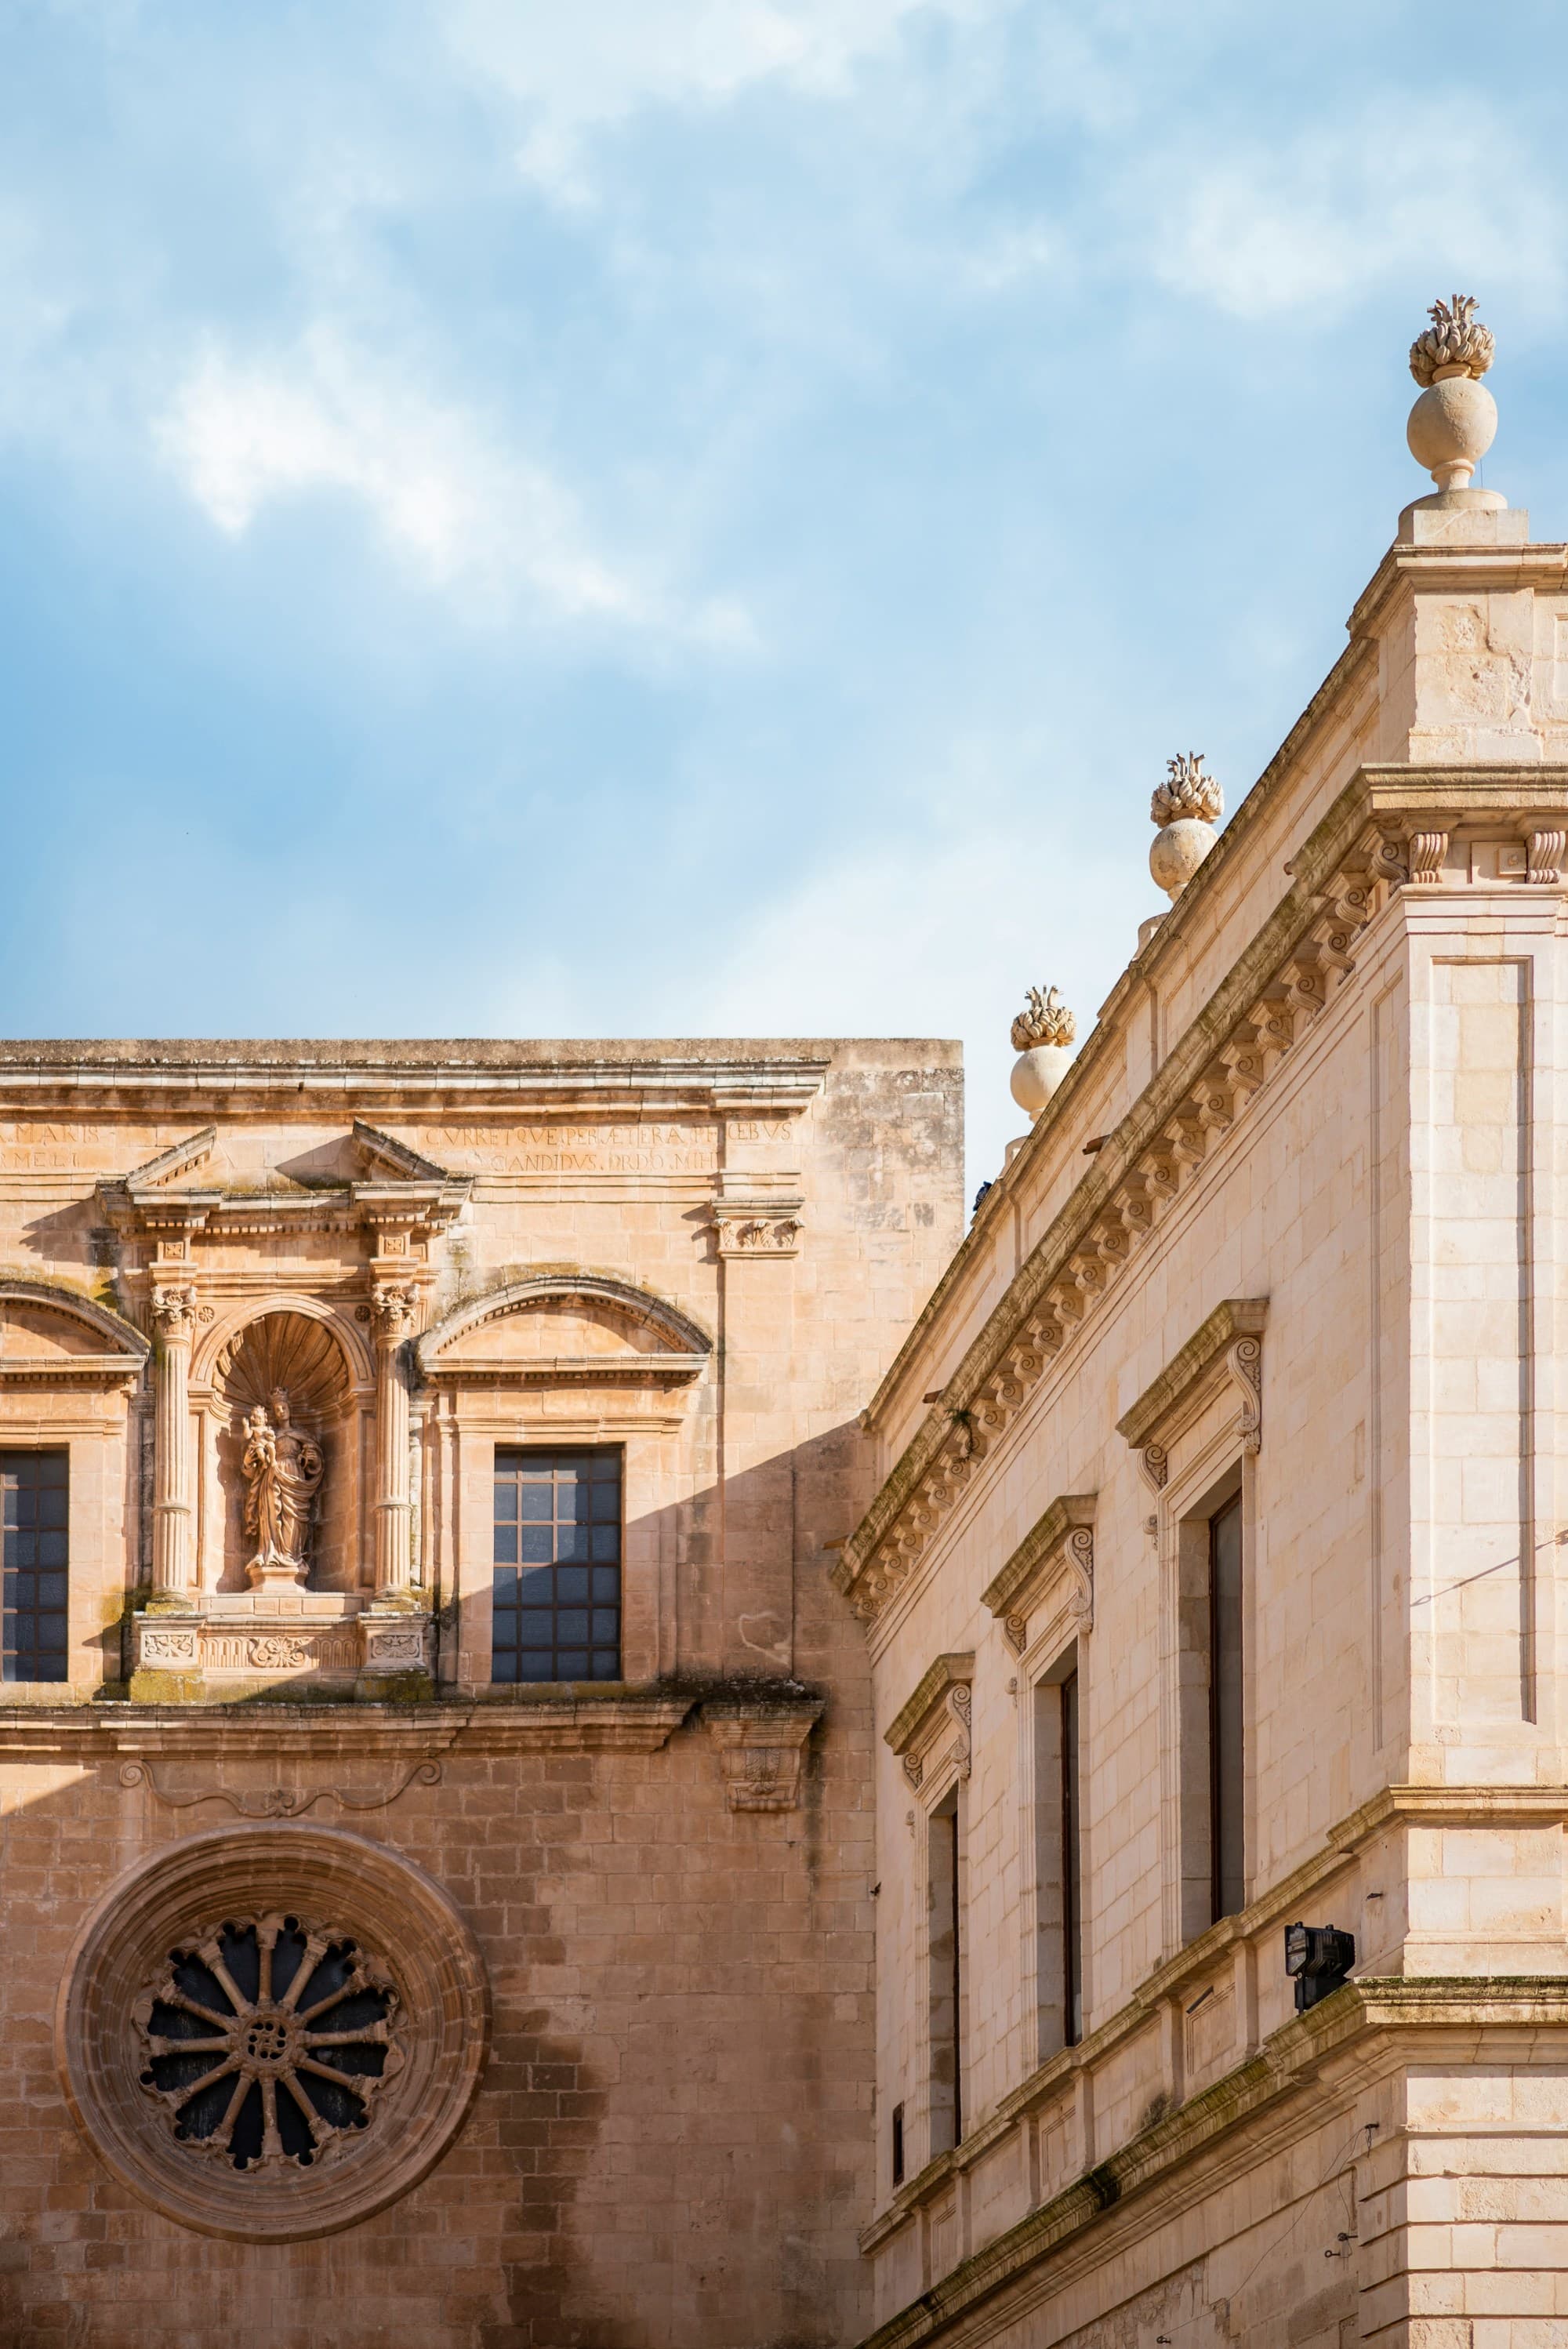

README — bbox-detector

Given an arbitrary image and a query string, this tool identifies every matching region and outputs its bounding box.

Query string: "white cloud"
[1145,113,1566,321]
[443,0,1004,198]
[670,820,1149,1192]
[156,330,750,640]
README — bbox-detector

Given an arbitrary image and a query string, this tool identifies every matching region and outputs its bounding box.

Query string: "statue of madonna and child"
[241,1389,325,1591]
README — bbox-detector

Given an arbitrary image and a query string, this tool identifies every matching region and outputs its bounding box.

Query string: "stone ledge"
[0,1693,695,1759]
[855,1977,1568,2349]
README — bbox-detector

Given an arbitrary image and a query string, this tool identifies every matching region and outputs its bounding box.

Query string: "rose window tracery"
[135,1914,401,2173]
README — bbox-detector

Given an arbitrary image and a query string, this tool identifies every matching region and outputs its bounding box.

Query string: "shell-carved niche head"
[212,1312,352,1433]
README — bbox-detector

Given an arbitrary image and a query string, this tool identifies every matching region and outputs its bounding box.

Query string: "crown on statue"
[1150,752,1221,829]
[1011,984,1076,1053]
[1409,295,1494,388]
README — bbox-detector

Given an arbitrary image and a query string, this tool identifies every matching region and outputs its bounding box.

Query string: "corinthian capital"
[372,1283,418,1340]
[151,1283,197,1340]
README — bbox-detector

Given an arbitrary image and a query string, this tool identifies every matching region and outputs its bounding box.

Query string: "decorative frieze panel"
[131,1610,430,1689]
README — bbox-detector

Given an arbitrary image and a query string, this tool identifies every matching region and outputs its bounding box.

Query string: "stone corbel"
[703,1697,823,1811]
[1528,827,1566,885]
[884,1652,975,1796]
[980,1494,1097,1657]
[1116,1298,1269,1492]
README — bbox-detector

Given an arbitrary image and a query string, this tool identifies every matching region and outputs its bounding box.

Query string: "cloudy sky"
[3,0,1566,1189]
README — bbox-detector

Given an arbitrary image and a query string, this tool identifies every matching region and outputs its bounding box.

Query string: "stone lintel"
[884,1652,975,1760]
[980,1494,1096,1648]
[1116,1298,1269,1460]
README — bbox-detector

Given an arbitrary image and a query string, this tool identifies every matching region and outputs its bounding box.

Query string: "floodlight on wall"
[1283,1922,1356,2013]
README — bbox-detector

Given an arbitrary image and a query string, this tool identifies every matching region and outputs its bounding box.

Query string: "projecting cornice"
[0,1042,831,1116]
[1117,1300,1268,1490]
[835,764,1568,1631]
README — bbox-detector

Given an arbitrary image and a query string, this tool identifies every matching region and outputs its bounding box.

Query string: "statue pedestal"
[129,1594,433,1702]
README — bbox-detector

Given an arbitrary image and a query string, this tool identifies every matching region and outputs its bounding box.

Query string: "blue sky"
[3,0,1567,1190]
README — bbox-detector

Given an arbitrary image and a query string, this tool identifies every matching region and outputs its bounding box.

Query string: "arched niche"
[209,1310,359,1594]
[416,1273,712,1388]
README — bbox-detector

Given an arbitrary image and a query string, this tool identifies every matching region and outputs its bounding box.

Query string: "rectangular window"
[927,1791,964,2155]
[890,2101,905,2189]
[1060,1668,1082,2044]
[2,1450,69,1684]
[1032,1657,1083,2057]
[1209,1490,1245,1921]
[492,1449,621,1684]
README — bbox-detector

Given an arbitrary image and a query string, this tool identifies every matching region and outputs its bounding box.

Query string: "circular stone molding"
[56,1824,489,2242]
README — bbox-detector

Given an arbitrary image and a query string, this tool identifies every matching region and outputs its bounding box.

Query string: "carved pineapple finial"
[1150,752,1222,830]
[1010,984,1076,1054]
[1408,294,1494,389]
[1009,986,1076,1120]
[1406,294,1501,499]
[1149,754,1221,902]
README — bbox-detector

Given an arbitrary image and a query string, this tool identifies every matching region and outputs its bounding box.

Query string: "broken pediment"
[417,1275,711,1388]
[0,1279,149,1389]
[96,1122,470,1239]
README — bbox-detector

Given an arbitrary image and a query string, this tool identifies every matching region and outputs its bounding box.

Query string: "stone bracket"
[702,1697,822,1810]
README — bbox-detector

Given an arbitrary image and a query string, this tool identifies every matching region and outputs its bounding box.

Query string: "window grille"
[2,1450,68,1683]
[492,1449,621,1683]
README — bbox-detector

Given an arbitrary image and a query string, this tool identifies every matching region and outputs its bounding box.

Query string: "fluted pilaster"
[151,1284,196,1600]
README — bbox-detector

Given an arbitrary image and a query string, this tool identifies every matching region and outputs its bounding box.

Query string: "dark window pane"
[492,1447,620,1685]
[2,1453,68,1685]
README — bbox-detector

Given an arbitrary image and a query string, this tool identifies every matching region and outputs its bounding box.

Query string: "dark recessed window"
[492,1449,621,1684]
[2,1450,69,1684]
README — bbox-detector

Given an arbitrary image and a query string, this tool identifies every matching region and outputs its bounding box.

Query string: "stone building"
[839,305,1568,2349]
[0,1038,963,2346]
[7,302,1568,2349]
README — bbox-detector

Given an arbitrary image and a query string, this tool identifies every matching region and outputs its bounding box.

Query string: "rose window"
[58,1823,489,2241]
[135,1915,401,2173]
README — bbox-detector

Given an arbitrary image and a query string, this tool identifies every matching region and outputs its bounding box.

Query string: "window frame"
[489,1445,624,1686]
[1,1447,71,1686]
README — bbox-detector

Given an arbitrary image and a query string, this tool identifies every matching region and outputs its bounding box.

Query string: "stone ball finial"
[1406,295,1497,494]
[1149,753,1221,901]
[1009,986,1076,1119]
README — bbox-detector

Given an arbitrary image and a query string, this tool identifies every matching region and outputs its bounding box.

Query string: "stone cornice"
[0,1044,833,1116]
[857,630,1381,1442]
[0,1695,695,1758]
[836,764,1568,1628]
[980,1494,1095,1649]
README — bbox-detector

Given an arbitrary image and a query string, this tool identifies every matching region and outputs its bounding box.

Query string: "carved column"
[151,1284,196,1602]
[372,1285,417,1597]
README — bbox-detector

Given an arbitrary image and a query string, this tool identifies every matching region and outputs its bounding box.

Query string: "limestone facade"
[0,1037,962,2347]
[841,499,1568,2349]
